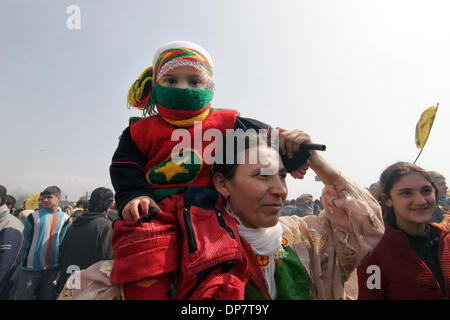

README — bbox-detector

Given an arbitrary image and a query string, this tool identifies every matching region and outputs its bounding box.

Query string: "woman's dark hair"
[211,131,271,180]
[376,162,438,226]
[88,187,114,212]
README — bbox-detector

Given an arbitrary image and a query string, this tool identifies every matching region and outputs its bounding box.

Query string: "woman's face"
[223,146,288,228]
[384,171,436,228]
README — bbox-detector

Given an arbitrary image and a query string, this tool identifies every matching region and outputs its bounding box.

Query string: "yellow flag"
[415,103,439,149]
[25,193,41,210]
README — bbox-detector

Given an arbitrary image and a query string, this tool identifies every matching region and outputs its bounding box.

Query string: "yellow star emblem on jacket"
[147,149,203,186]
[153,154,191,181]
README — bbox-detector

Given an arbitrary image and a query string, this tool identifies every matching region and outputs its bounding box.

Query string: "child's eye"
[400,191,411,196]
[279,173,287,180]
[189,78,204,86]
[163,78,176,85]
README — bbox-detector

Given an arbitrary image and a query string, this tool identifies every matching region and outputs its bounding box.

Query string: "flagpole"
[413,148,423,165]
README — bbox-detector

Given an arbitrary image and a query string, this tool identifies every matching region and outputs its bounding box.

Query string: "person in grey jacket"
[57,187,114,294]
[0,184,24,299]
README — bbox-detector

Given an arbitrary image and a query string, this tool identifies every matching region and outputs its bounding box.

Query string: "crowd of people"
[280,194,323,217]
[1,40,449,301]
[0,184,117,300]
[1,162,448,300]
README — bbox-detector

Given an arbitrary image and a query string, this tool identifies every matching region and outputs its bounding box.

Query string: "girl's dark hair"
[376,161,438,226]
[88,187,114,212]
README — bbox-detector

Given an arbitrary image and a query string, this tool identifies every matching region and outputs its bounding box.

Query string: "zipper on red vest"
[214,209,235,239]
[183,207,197,253]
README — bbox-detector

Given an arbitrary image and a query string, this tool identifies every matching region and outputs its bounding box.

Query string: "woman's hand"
[277,127,340,185]
[122,196,160,221]
[277,127,312,159]
[277,127,313,178]
[290,160,310,179]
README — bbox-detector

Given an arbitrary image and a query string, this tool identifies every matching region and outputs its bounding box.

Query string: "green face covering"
[154,83,214,111]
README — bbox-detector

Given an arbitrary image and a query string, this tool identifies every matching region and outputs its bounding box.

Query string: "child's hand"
[122,196,160,221]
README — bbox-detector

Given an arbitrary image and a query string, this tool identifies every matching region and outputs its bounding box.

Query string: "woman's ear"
[380,193,393,207]
[212,172,230,199]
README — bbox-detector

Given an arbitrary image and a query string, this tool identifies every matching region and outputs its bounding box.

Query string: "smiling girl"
[357,162,450,299]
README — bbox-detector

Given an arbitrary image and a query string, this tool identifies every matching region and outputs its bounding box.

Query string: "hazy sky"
[1,0,448,203]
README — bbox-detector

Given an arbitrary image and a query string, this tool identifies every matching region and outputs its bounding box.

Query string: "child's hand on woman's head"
[122,196,160,221]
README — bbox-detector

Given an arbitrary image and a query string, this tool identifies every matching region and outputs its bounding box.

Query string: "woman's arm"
[307,151,340,185]
[280,169,384,299]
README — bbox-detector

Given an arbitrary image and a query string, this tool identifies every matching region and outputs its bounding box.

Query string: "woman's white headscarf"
[225,205,283,299]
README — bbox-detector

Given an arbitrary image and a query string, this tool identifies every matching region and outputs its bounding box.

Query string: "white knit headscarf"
[152,40,216,89]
